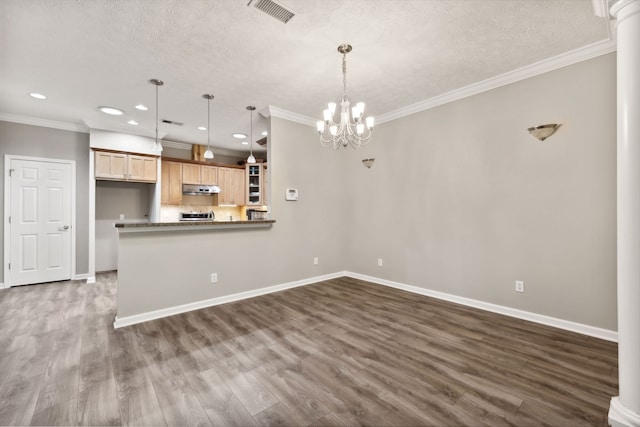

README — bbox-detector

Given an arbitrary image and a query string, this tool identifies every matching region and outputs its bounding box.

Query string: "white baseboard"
[0,282,4,289]
[345,272,618,342]
[72,273,95,283]
[609,397,640,427]
[113,271,346,329]
[112,270,618,342]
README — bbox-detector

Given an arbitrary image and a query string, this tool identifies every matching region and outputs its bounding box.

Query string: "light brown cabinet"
[201,165,218,185]
[246,164,263,206]
[161,161,183,205]
[95,151,157,183]
[218,167,245,206]
[182,163,218,185]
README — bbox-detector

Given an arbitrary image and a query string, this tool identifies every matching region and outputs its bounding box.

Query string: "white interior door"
[9,158,72,286]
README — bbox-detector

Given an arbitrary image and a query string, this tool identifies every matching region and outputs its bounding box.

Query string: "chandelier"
[317,44,374,149]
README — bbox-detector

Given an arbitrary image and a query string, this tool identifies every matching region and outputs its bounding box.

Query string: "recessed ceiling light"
[29,93,47,100]
[233,133,247,139]
[99,106,125,116]
[198,126,206,131]
[261,131,268,136]
[127,120,139,125]
[241,141,249,145]
[135,104,148,111]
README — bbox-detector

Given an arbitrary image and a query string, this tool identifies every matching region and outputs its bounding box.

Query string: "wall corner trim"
[113,271,347,329]
[345,272,618,342]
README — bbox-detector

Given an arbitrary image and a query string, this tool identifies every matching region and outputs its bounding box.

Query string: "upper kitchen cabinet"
[95,151,157,183]
[161,161,183,205]
[218,167,245,206]
[246,164,263,206]
[201,165,218,185]
[182,163,218,185]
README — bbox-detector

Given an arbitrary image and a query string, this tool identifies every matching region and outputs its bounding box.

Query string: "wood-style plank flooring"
[0,273,617,426]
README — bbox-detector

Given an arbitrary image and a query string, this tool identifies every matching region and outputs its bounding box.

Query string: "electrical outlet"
[515,280,524,293]
[377,258,383,267]
[313,257,319,265]
[119,213,125,220]
[211,273,218,284]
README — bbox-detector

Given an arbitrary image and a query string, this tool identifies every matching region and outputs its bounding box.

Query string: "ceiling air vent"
[248,0,295,24]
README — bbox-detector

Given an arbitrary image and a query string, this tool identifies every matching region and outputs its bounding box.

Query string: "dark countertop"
[115,219,275,232]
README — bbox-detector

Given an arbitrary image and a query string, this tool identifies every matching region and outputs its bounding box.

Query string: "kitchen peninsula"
[114,215,276,329]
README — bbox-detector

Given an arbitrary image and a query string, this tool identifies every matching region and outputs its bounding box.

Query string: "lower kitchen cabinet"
[218,167,245,206]
[161,161,183,205]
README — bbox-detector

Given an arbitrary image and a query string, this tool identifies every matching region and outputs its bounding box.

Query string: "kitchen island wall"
[115,116,349,320]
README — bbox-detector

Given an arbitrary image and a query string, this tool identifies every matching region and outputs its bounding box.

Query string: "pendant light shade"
[150,79,164,152]
[203,94,215,159]
[246,106,256,164]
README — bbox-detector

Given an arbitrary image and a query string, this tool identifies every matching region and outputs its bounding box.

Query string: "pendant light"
[246,105,256,164]
[150,79,164,152]
[202,94,215,159]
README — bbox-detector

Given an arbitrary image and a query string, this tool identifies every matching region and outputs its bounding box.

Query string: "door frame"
[3,155,77,288]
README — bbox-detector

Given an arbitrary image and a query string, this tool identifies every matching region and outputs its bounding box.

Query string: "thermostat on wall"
[285,188,298,201]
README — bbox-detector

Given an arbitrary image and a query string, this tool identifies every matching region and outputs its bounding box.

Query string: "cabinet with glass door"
[246,164,263,205]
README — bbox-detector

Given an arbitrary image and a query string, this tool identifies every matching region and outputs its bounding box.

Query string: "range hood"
[182,184,221,195]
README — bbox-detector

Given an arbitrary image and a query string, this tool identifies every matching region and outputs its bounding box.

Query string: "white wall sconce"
[362,158,375,168]
[527,124,561,141]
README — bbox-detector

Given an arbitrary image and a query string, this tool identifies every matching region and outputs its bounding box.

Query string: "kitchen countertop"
[115,219,275,233]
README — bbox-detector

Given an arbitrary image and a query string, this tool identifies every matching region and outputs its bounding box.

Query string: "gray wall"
[95,181,153,272]
[2,53,618,331]
[0,121,90,282]
[343,53,617,330]
[117,117,349,316]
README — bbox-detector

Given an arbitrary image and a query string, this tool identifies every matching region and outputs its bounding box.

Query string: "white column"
[609,1,640,426]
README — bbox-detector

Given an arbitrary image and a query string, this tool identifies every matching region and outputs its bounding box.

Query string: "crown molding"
[0,112,89,133]
[1,38,618,136]
[264,105,317,127]
[376,38,617,125]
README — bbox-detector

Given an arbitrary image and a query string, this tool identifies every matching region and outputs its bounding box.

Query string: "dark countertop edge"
[115,219,275,232]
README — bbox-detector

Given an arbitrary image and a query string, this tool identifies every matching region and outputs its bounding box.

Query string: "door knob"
[59,225,69,231]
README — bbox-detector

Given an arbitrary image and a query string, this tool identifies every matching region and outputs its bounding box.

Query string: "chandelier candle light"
[203,94,215,159]
[317,44,374,149]
[150,78,164,152]
[246,106,256,164]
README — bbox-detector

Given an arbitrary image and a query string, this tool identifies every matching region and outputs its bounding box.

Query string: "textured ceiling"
[0,0,609,153]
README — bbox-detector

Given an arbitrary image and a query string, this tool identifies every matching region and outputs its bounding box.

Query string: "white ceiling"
[0,0,610,154]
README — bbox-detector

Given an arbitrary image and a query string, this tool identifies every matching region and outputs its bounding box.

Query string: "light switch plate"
[285,188,298,201]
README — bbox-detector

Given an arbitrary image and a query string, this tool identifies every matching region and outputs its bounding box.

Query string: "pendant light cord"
[155,84,159,145]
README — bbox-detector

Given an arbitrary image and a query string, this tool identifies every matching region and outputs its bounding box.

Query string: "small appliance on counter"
[247,209,268,220]
[179,211,215,221]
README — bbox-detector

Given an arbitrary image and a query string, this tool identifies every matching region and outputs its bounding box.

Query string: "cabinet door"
[232,168,246,206]
[128,155,157,182]
[161,161,183,205]
[261,163,268,205]
[218,167,244,205]
[201,166,218,185]
[95,152,127,180]
[182,163,201,184]
[246,164,262,205]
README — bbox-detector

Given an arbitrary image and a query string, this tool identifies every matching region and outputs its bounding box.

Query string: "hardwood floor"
[0,273,617,426]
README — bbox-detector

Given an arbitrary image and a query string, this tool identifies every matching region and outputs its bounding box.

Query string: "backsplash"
[160,204,246,222]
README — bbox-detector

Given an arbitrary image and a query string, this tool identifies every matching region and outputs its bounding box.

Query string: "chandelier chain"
[342,52,347,98]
